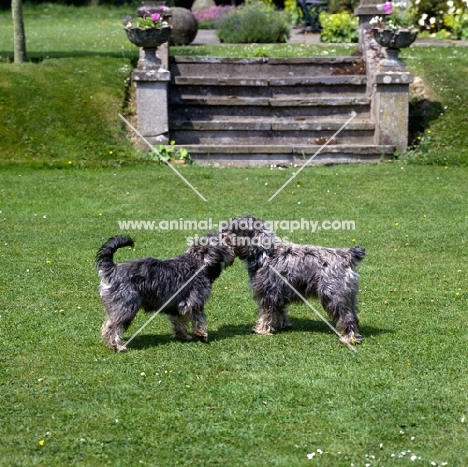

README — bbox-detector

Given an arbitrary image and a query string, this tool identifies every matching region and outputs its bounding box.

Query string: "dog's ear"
[220,231,232,246]
[190,241,202,255]
[259,230,276,252]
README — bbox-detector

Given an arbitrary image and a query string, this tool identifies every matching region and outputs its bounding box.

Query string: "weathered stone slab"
[374,72,414,85]
[184,144,394,167]
[270,76,367,86]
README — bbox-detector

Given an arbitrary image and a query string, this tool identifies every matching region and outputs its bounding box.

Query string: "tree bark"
[12,0,27,63]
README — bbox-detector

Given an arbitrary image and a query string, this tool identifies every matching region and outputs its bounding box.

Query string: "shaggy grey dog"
[96,233,235,352]
[222,215,365,345]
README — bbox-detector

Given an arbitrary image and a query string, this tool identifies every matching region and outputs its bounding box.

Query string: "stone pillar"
[355,0,414,153]
[132,42,170,146]
[372,71,413,153]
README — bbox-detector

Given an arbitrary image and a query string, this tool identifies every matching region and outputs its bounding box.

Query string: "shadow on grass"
[126,333,176,350]
[126,318,390,350]
[0,50,137,64]
[408,98,444,146]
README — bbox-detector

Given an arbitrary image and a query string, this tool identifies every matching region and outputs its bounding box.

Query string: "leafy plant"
[122,7,170,29]
[319,10,358,42]
[414,0,464,31]
[216,1,291,44]
[149,141,192,164]
[443,2,468,39]
[369,1,417,29]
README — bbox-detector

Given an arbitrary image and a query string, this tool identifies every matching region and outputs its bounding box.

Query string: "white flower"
[447,0,454,6]
[429,16,436,24]
[411,455,417,461]
[307,452,316,459]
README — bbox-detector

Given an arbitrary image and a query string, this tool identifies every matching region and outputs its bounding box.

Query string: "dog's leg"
[167,315,192,341]
[101,318,130,352]
[252,305,277,335]
[276,307,292,330]
[336,317,363,345]
[320,293,363,345]
[100,298,140,352]
[191,307,208,343]
[337,290,363,345]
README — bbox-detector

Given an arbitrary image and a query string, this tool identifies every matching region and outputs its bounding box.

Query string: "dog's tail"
[349,246,366,267]
[96,236,134,277]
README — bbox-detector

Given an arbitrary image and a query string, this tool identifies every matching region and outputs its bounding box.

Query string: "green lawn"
[401,46,468,166]
[1,164,467,466]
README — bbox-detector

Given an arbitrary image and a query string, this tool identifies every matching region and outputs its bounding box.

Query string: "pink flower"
[151,13,161,21]
[382,2,393,14]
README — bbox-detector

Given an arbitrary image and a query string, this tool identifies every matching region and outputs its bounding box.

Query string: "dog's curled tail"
[96,236,134,277]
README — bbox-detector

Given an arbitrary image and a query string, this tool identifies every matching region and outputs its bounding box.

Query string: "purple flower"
[122,14,132,26]
[382,2,393,14]
[151,13,161,21]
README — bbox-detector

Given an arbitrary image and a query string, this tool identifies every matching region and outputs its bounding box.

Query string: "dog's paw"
[339,333,363,345]
[116,344,128,353]
[251,325,276,335]
[194,333,208,343]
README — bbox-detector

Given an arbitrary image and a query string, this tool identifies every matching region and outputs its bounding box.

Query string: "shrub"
[216,1,291,43]
[192,5,234,29]
[283,0,301,24]
[415,0,460,31]
[443,3,468,39]
[328,0,361,14]
[319,10,358,42]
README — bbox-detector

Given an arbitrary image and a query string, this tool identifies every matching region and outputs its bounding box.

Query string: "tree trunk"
[12,0,27,63]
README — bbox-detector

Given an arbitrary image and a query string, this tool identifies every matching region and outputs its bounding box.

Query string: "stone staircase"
[168,55,395,166]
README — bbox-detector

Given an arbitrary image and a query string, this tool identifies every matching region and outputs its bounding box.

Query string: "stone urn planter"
[372,28,418,68]
[125,26,172,68]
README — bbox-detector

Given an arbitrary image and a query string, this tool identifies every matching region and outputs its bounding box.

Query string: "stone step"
[170,77,367,99]
[170,56,366,78]
[170,128,374,145]
[169,96,371,119]
[165,54,395,166]
[172,75,367,86]
[170,105,370,119]
[171,85,366,99]
[174,144,395,167]
[170,118,374,131]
